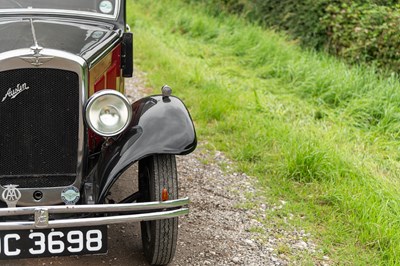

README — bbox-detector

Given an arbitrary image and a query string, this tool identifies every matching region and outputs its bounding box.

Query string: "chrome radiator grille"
[0,68,79,188]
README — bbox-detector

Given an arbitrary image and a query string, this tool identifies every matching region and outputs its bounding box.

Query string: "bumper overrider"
[0,198,189,230]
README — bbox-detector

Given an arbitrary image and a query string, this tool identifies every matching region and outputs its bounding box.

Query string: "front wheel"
[139,154,178,265]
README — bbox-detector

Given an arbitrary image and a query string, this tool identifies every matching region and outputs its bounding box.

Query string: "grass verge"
[127,0,400,264]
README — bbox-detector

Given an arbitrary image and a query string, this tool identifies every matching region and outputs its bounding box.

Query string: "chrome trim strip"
[0,198,190,216]
[0,1,121,21]
[0,198,189,230]
[0,48,87,206]
[87,36,122,68]
[29,18,39,47]
[0,209,188,230]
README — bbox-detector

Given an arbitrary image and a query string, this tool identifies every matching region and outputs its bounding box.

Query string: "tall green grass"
[128,0,400,264]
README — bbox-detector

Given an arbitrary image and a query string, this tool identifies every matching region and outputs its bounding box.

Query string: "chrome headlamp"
[85,90,132,137]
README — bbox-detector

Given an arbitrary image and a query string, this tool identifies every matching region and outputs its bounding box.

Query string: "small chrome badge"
[34,208,49,228]
[20,45,54,67]
[61,186,80,205]
[2,184,22,208]
[1,83,30,102]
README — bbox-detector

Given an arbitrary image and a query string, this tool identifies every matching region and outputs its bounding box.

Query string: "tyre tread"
[141,155,178,265]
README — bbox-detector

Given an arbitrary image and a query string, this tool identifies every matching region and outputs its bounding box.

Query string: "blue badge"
[61,186,80,205]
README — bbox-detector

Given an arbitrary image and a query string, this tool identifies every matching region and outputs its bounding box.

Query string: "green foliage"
[284,141,334,183]
[183,0,248,15]
[324,3,400,72]
[128,0,400,263]
[196,0,400,73]
[251,0,329,49]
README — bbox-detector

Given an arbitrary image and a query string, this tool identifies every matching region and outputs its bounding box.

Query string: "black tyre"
[139,154,178,265]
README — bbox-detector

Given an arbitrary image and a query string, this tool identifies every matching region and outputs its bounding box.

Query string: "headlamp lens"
[99,105,120,127]
[85,90,132,137]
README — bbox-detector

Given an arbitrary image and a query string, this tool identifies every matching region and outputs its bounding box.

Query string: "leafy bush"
[323,2,400,73]
[194,0,400,73]
[251,0,330,49]
[190,0,330,49]
[183,0,248,15]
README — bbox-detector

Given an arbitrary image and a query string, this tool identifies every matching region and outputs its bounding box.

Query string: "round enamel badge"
[99,0,113,14]
[61,186,80,205]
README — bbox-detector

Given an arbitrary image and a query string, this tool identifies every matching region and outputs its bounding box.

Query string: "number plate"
[0,226,107,259]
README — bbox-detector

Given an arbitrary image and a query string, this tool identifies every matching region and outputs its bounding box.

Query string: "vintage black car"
[0,0,196,264]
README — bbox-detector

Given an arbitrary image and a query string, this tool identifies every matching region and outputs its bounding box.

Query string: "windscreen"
[0,0,120,19]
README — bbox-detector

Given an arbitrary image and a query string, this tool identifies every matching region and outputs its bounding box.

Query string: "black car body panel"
[95,95,197,202]
[0,18,120,61]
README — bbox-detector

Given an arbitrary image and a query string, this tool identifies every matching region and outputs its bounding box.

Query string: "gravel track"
[2,74,329,266]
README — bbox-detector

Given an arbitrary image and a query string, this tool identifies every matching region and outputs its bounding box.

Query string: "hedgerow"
[191,0,400,73]
[324,2,400,72]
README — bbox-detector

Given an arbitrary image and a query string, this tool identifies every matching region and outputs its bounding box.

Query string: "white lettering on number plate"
[0,226,107,259]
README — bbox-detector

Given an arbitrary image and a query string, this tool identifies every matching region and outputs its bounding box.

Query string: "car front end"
[0,1,196,264]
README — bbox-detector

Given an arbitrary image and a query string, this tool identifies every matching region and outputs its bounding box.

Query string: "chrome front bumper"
[0,197,189,230]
